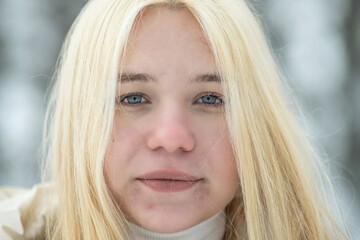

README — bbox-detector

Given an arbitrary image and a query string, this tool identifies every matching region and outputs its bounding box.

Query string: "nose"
[146,107,195,153]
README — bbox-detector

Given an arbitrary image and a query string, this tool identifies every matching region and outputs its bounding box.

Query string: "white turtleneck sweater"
[129,210,226,240]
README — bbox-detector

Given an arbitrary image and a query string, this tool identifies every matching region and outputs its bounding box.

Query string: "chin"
[132,210,203,234]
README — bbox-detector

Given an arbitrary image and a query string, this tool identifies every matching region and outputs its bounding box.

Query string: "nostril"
[179,146,193,152]
[146,125,195,153]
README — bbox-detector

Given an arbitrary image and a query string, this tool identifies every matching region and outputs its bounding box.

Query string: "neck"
[129,210,226,240]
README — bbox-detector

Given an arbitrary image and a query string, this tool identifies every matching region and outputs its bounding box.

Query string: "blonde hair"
[43,0,349,239]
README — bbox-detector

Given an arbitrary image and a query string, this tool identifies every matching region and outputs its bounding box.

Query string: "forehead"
[122,6,217,75]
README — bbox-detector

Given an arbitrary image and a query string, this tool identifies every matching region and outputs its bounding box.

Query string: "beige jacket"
[0,183,53,240]
[0,184,243,240]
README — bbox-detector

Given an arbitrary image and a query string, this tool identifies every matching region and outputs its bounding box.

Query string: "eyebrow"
[118,72,221,84]
[119,73,156,83]
[190,74,221,84]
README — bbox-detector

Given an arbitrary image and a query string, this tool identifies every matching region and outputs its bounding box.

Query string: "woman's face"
[104,7,239,233]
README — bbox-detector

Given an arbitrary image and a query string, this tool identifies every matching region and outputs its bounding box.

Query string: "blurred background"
[0,0,359,238]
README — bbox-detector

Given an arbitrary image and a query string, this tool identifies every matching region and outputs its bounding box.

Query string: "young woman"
[0,0,349,239]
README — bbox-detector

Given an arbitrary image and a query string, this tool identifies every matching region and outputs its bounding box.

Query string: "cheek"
[106,114,147,161]
[200,123,239,190]
[104,122,145,191]
[212,136,238,179]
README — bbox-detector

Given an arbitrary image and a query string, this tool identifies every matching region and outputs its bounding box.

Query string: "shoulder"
[0,183,55,240]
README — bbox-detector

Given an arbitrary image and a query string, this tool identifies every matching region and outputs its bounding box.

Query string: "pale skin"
[104,6,239,233]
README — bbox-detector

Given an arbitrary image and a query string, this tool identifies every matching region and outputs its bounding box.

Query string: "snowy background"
[0,0,359,238]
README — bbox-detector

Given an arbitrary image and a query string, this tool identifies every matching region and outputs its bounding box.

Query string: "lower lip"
[138,179,201,193]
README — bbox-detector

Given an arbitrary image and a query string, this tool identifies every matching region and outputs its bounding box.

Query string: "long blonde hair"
[43,0,349,239]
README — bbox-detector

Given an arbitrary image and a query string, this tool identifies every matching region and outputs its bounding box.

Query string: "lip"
[136,169,202,193]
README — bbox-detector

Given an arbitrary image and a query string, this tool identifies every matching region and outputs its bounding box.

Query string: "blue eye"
[200,95,218,104]
[197,93,223,106]
[118,93,148,105]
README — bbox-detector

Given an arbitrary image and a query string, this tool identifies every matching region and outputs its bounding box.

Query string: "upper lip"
[137,169,201,181]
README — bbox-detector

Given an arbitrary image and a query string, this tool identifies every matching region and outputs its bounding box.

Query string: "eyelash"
[116,92,224,107]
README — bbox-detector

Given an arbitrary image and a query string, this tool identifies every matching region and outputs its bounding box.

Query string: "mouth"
[136,170,203,193]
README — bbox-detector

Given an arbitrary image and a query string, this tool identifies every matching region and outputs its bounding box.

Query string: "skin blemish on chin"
[190,182,209,201]
[145,203,155,211]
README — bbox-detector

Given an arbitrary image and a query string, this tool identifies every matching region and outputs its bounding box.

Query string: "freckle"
[198,36,209,47]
